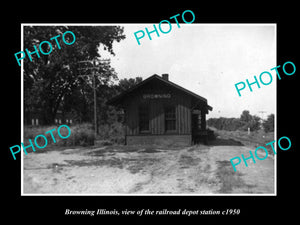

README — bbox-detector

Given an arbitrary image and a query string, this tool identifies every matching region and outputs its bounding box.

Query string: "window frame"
[164,105,177,133]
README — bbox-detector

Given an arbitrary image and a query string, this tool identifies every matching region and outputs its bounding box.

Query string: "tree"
[117,77,143,91]
[24,26,125,124]
[97,77,143,125]
[262,114,274,132]
[240,110,252,123]
[207,110,261,131]
[240,110,261,131]
[248,115,261,131]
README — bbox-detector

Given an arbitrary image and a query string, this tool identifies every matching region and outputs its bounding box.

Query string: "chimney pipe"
[162,73,169,81]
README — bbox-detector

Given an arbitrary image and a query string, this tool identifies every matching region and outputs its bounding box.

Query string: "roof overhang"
[107,74,213,111]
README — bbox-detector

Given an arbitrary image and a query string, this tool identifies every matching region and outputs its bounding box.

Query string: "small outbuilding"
[108,74,212,146]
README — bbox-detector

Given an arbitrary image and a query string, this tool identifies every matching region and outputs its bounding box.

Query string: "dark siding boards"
[125,100,138,135]
[124,88,191,136]
[151,99,165,134]
[176,93,191,134]
[108,75,212,146]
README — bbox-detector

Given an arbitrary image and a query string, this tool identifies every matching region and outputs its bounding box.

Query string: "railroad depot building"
[108,74,212,146]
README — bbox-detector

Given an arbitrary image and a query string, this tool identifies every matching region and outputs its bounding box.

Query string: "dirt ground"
[23,140,275,195]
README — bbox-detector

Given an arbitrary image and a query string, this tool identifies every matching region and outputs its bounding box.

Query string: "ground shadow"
[209,138,244,146]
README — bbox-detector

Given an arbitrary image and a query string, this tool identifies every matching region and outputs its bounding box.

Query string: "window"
[165,106,176,131]
[139,105,150,133]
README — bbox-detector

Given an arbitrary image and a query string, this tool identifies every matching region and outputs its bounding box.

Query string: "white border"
[21,23,277,196]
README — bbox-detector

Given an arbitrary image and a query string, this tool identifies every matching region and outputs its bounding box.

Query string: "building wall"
[124,83,192,136]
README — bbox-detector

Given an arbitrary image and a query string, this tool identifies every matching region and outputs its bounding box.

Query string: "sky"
[100,24,276,119]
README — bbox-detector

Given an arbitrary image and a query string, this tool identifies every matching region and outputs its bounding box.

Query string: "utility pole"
[93,70,97,137]
[78,58,111,138]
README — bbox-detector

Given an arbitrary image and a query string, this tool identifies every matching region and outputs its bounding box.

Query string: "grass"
[64,158,124,169]
[97,122,125,145]
[216,160,256,193]
[209,127,275,151]
[23,123,95,151]
[179,154,200,166]
[23,122,127,150]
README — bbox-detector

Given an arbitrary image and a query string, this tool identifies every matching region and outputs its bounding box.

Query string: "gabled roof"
[107,74,212,111]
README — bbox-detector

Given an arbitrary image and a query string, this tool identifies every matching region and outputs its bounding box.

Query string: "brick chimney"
[162,73,169,81]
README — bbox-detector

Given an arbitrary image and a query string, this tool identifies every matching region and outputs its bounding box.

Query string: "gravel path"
[23,144,275,194]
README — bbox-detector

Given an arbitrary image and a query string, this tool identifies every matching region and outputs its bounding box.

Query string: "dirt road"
[23,144,274,194]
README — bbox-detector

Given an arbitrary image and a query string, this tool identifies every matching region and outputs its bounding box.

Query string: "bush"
[239,111,260,131]
[207,117,243,131]
[67,123,95,146]
[97,122,125,144]
[262,114,274,132]
[23,122,125,148]
[23,123,95,147]
[207,110,262,132]
[24,125,58,146]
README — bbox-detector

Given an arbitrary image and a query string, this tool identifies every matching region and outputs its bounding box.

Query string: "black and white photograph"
[21,24,276,195]
[4,4,300,223]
